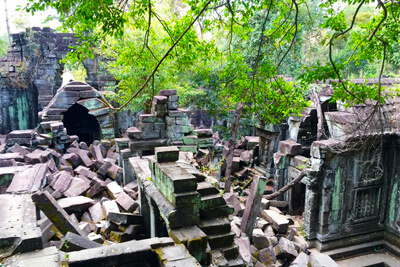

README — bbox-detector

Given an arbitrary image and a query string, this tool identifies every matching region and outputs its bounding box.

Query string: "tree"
[4,0,11,44]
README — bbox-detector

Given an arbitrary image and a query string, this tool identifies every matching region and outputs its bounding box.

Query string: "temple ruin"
[1,28,400,267]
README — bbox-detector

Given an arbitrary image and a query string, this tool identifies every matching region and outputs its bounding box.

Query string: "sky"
[0,0,60,36]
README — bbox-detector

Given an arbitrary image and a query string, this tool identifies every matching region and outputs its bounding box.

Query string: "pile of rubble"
[224,189,337,267]
[0,131,147,259]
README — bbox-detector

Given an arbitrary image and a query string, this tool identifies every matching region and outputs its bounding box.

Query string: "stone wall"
[0,86,38,134]
[0,27,117,135]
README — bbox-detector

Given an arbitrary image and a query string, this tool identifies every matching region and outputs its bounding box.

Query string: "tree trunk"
[311,87,325,141]
[224,101,244,192]
[4,0,11,45]
[264,170,306,200]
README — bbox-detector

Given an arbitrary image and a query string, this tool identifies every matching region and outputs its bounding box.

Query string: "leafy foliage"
[21,0,400,129]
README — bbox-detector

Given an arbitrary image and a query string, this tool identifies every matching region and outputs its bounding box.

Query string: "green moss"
[331,168,341,220]
[389,182,398,223]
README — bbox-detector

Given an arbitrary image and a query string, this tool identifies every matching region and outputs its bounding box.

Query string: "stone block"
[89,202,105,223]
[52,171,73,193]
[252,228,270,250]
[193,129,213,138]
[32,191,86,236]
[141,130,160,139]
[182,135,198,145]
[276,237,298,260]
[159,89,177,96]
[58,196,95,213]
[60,232,102,252]
[262,210,289,234]
[278,140,302,156]
[108,212,144,224]
[155,146,180,163]
[167,101,178,110]
[116,191,139,212]
[102,200,120,215]
[168,108,189,117]
[153,95,168,105]
[77,98,105,110]
[64,179,90,197]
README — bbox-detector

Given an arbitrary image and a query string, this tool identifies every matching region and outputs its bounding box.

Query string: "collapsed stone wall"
[0,27,117,135]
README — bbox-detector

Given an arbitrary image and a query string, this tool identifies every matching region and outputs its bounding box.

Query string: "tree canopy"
[22,0,400,125]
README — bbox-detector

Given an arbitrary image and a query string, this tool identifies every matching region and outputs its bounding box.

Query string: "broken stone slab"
[66,237,175,266]
[276,237,298,260]
[0,194,43,258]
[63,178,90,197]
[106,181,124,199]
[278,140,302,156]
[24,150,53,164]
[7,129,35,139]
[31,191,86,236]
[6,163,48,194]
[290,252,310,266]
[262,209,289,234]
[223,193,243,216]
[6,144,30,156]
[106,163,123,181]
[0,158,17,167]
[235,236,252,265]
[309,251,338,267]
[258,246,276,266]
[57,196,95,213]
[0,152,25,162]
[102,199,120,215]
[51,171,73,193]
[88,178,107,197]
[108,212,144,225]
[89,202,106,223]
[252,228,270,250]
[2,246,59,267]
[155,146,180,163]
[169,226,208,263]
[60,232,102,252]
[116,191,139,212]
[159,89,177,96]
[241,175,268,237]
[97,161,112,176]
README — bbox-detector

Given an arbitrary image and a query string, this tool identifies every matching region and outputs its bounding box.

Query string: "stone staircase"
[196,175,243,266]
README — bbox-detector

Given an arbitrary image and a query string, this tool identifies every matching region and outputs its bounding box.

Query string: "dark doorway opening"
[63,103,100,144]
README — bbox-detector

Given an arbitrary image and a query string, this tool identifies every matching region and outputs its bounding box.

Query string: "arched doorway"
[62,103,100,144]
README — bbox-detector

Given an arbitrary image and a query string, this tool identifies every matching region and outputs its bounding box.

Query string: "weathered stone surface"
[258,246,276,266]
[159,90,177,96]
[155,146,180,163]
[108,212,143,224]
[241,175,268,237]
[0,194,43,257]
[235,236,252,264]
[89,202,105,223]
[64,178,90,197]
[60,232,102,252]
[276,237,298,260]
[309,252,337,267]
[278,140,302,156]
[290,252,310,266]
[102,199,120,215]
[262,209,289,234]
[116,191,138,212]
[6,163,48,194]
[252,228,270,250]
[52,171,73,193]
[32,191,86,236]
[58,196,95,213]
[106,181,124,199]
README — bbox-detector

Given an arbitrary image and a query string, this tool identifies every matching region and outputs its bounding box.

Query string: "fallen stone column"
[31,191,87,237]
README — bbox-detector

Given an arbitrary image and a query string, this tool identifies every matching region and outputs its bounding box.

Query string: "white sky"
[0,0,61,36]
